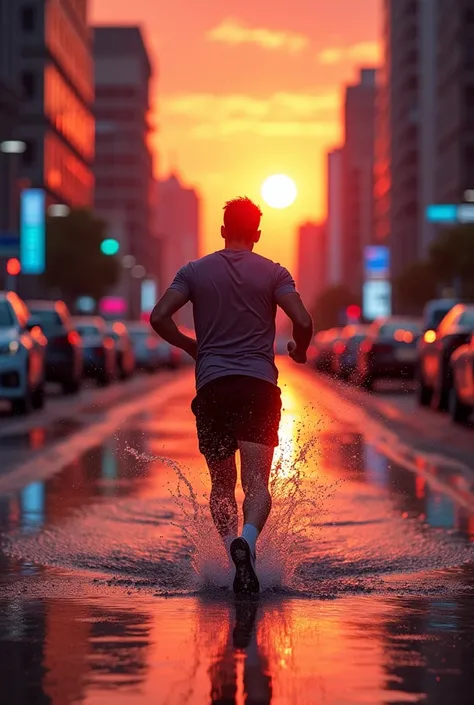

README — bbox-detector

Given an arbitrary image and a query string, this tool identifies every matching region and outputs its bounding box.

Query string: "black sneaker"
[230,537,259,594]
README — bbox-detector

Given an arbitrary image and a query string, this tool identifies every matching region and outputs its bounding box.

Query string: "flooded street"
[1,361,474,704]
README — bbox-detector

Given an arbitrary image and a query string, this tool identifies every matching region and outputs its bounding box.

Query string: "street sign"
[364,246,390,280]
[363,280,392,321]
[426,204,457,223]
[457,204,474,223]
[20,189,46,274]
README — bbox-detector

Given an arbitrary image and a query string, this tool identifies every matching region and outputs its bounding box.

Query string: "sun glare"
[261,174,297,209]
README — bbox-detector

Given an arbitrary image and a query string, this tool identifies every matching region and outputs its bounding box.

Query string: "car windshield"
[431,307,455,328]
[459,310,474,327]
[0,301,14,327]
[76,325,101,337]
[29,309,62,330]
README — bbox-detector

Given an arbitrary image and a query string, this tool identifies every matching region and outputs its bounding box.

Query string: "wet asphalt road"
[0,360,474,705]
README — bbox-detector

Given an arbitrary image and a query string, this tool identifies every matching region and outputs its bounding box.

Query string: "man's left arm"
[150,268,197,360]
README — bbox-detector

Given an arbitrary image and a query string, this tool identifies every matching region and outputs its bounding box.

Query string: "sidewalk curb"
[0,373,192,496]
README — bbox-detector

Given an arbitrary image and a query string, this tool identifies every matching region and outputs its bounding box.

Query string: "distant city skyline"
[90,0,381,269]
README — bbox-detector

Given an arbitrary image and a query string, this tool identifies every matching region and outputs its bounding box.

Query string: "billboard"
[364,246,390,280]
[20,189,45,274]
[363,280,392,321]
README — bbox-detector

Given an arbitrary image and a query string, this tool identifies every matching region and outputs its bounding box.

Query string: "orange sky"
[90,0,381,271]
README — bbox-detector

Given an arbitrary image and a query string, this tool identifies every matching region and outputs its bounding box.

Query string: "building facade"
[6,0,95,210]
[93,26,156,317]
[435,0,474,206]
[0,0,20,235]
[296,222,327,311]
[156,173,200,329]
[342,68,377,298]
[326,148,344,288]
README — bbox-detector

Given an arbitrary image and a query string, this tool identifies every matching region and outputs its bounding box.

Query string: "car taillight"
[68,331,80,345]
[423,329,437,344]
[103,337,114,350]
[334,342,346,355]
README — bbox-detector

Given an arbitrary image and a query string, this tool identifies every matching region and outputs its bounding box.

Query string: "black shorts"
[191,375,282,463]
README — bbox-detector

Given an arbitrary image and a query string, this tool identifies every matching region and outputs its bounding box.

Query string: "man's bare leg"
[239,441,274,536]
[230,441,274,594]
[207,454,238,554]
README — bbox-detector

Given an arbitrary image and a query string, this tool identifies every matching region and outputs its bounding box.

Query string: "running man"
[150,197,313,594]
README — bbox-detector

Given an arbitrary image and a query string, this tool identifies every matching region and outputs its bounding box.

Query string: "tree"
[429,224,474,299]
[312,284,359,332]
[42,208,120,307]
[392,260,438,315]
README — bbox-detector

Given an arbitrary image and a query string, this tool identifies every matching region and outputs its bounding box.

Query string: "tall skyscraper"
[296,222,327,310]
[327,148,344,287]
[342,68,377,297]
[375,0,438,302]
[93,26,156,317]
[0,0,19,234]
[436,0,474,206]
[5,0,95,209]
[157,172,200,329]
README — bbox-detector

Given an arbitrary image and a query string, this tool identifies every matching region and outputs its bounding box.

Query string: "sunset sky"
[90,0,381,270]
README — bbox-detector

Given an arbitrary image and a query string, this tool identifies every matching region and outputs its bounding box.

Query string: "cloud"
[161,91,339,139]
[317,41,381,66]
[207,18,309,54]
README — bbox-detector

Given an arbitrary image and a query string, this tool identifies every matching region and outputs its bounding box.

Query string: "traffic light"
[6,258,21,276]
[346,304,361,321]
[100,238,120,256]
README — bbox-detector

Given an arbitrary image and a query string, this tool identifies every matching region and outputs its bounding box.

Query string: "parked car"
[128,322,179,371]
[416,298,461,406]
[73,316,116,386]
[0,292,47,414]
[356,317,422,390]
[417,304,474,411]
[313,328,345,373]
[106,322,136,380]
[332,324,370,379]
[27,299,83,394]
[449,334,474,424]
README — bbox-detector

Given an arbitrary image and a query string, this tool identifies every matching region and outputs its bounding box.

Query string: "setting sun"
[261,174,298,210]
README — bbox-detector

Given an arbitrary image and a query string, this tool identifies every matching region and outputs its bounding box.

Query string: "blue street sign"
[364,246,390,280]
[426,204,457,223]
[20,189,46,274]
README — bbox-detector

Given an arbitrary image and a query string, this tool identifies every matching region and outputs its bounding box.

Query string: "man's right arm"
[277,292,313,364]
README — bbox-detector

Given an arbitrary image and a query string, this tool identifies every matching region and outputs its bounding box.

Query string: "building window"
[22,140,36,167]
[21,5,36,31]
[21,71,36,99]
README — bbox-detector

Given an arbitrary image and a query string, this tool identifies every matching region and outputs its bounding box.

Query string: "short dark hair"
[223,197,262,237]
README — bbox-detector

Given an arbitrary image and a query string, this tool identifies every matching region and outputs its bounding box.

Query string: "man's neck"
[224,240,253,252]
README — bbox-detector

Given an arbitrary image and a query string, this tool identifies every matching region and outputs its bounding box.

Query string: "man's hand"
[287,340,307,364]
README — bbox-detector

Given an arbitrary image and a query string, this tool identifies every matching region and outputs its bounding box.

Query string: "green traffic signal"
[100,238,120,256]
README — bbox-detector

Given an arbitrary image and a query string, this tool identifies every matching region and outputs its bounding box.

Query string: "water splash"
[125,424,335,593]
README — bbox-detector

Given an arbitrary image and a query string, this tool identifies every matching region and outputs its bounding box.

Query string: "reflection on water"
[2,592,474,705]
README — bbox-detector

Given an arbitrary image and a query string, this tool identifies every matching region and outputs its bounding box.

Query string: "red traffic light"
[346,304,361,320]
[6,258,21,276]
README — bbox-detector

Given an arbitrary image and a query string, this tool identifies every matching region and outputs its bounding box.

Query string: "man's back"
[170,249,295,389]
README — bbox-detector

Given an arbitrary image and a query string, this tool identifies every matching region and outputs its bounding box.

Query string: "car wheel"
[432,384,450,412]
[63,379,80,395]
[12,392,32,416]
[417,380,432,407]
[449,386,471,424]
[31,384,45,410]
